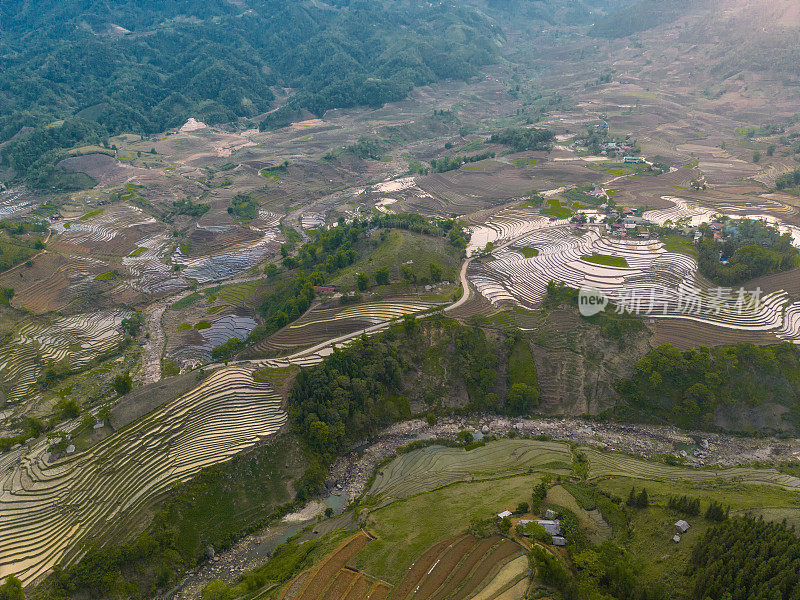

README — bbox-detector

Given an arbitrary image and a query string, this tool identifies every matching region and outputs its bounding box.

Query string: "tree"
[374,267,390,286]
[457,430,474,445]
[506,383,539,416]
[56,397,80,420]
[705,501,729,522]
[356,272,369,291]
[532,481,548,513]
[753,150,762,163]
[429,262,442,282]
[515,501,529,515]
[112,373,133,396]
[529,546,573,590]
[0,575,24,600]
[402,314,418,334]
[121,312,143,337]
[499,516,512,535]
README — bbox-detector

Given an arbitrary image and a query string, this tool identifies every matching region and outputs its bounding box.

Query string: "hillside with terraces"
[5,1,800,598]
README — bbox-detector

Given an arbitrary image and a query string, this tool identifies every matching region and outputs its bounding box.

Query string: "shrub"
[112,373,132,395]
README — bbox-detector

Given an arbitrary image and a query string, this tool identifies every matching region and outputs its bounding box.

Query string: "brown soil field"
[322,568,358,600]
[388,537,460,600]
[296,533,372,600]
[609,168,698,209]
[370,583,392,600]
[413,535,478,599]
[415,167,537,215]
[430,536,501,600]
[746,267,800,297]
[342,575,373,600]
[0,253,109,314]
[648,319,780,351]
[451,540,523,600]
[58,153,150,186]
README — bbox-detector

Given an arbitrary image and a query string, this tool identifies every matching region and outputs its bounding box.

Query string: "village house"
[675,520,690,534]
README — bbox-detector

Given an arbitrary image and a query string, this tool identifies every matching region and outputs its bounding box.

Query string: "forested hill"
[0,0,500,143]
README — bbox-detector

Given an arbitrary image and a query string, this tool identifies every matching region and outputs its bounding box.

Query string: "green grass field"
[224,437,800,600]
[331,229,462,290]
[171,293,201,310]
[661,234,698,258]
[519,247,539,258]
[541,199,573,219]
[581,253,629,267]
[356,474,538,583]
[213,280,263,306]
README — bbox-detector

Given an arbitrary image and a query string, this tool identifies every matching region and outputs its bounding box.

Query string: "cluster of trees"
[0,575,23,600]
[345,137,386,160]
[776,168,800,191]
[615,342,800,429]
[531,539,656,600]
[0,1,500,183]
[288,316,539,461]
[505,337,540,415]
[689,516,800,600]
[543,280,645,342]
[698,219,799,285]
[625,487,649,508]
[489,126,554,152]
[248,220,366,347]
[668,495,700,515]
[590,0,690,39]
[121,312,143,337]
[0,416,46,452]
[172,198,210,218]
[227,194,258,223]
[369,213,470,252]
[253,270,321,338]
[430,150,495,173]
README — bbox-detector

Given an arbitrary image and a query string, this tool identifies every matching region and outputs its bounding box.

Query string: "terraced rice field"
[0,310,130,402]
[281,532,384,600]
[262,300,438,351]
[369,440,800,505]
[581,446,800,490]
[122,232,187,295]
[174,314,258,364]
[367,440,573,501]
[0,366,286,584]
[300,213,325,229]
[468,224,800,340]
[466,208,565,257]
[642,196,719,226]
[0,189,34,218]
[173,229,280,283]
[1,253,108,313]
[385,534,525,600]
[645,196,800,245]
[467,555,528,600]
